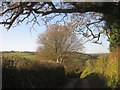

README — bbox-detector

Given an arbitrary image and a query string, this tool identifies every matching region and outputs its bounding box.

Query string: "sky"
[0,17,110,54]
[0,24,109,53]
[0,22,46,52]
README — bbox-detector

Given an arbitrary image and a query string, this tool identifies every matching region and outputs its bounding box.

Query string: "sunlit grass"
[80,47,120,88]
[3,52,38,60]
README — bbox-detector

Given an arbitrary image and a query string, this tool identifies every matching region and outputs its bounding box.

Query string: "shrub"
[2,55,66,88]
[80,51,119,88]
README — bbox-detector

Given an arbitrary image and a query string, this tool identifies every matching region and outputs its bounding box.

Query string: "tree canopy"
[0,1,120,50]
[1,2,119,28]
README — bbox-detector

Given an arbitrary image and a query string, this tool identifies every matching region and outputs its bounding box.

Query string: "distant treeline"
[1,51,35,54]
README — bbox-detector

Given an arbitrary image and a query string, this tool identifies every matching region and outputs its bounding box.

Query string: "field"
[2,52,37,60]
[2,52,100,75]
[2,52,66,88]
[2,51,120,88]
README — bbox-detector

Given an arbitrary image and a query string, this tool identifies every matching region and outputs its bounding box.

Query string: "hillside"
[2,51,118,88]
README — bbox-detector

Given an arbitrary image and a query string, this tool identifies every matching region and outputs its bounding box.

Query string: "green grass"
[3,52,38,60]
[80,52,119,88]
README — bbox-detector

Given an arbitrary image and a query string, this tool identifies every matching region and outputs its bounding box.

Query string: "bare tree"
[37,24,84,63]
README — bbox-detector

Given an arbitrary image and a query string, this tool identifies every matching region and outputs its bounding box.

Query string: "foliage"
[3,50,120,88]
[109,24,120,51]
[80,50,119,88]
[106,47,120,88]
[1,2,120,30]
[2,55,66,88]
[63,52,100,79]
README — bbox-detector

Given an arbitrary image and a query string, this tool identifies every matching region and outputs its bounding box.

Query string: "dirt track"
[62,78,90,88]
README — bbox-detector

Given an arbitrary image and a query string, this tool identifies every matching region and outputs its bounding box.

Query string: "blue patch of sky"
[0,17,46,51]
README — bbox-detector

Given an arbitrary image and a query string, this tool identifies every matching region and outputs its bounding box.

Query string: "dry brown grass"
[109,47,120,61]
[106,47,120,88]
